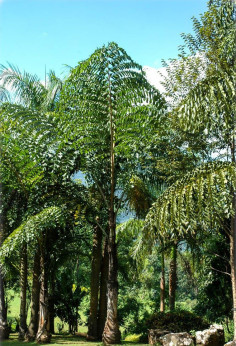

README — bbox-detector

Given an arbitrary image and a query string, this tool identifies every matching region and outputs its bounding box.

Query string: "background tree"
[145,0,236,337]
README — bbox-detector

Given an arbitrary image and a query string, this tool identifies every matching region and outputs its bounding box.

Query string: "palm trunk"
[230,139,236,340]
[48,298,55,335]
[160,252,165,312]
[19,243,28,340]
[169,244,177,311]
[27,246,41,341]
[102,70,121,344]
[87,225,103,340]
[0,267,9,341]
[36,241,51,343]
[102,213,121,344]
[230,210,236,341]
[49,274,55,335]
[0,186,9,341]
[98,237,109,340]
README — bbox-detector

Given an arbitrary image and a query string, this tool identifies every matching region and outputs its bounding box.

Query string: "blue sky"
[0,0,207,80]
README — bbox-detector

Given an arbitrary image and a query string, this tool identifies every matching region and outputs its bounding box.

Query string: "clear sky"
[0,0,207,80]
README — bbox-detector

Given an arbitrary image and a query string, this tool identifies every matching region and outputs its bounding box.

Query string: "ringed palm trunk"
[36,240,51,343]
[87,224,102,340]
[103,70,121,344]
[27,246,40,341]
[169,244,177,311]
[102,212,121,344]
[160,251,165,312]
[98,236,109,340]
[19,243,28,340]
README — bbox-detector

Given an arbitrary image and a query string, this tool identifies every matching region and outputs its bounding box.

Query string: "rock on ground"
[148,329,171,344]
[196,324,225,346]
[159,332,194,346]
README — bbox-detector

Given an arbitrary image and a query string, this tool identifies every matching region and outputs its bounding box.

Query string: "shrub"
[145,310,209,333]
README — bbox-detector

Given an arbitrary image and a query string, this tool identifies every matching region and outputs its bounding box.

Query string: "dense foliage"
[0,0,235,344]
[146,310,209,333]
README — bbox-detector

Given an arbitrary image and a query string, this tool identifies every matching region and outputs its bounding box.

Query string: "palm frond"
[0,206,67,260]
[0,86,11,103]
[41,70,63,111]
[144,161,236,243]
[0,63,46,109]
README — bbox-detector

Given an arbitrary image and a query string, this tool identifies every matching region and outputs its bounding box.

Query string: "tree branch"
[91,176,109,209]
[115,189,126,216]
[96,220,108,238]
[210,266,231,276]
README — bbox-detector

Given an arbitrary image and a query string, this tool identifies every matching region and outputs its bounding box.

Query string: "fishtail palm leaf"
[0,206,67,260]
[144,161,236,241]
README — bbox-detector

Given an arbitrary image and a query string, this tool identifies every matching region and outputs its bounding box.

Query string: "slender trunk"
[230,226,236,341]
[160,252,165,312]
[87,225,103,340]
[230,138,236,340]
[169,244,177,311]
[98,237,109,340]
[102,69,121,344]
[49,276,55,335]
[36,241,51,343]
[27,246,41,341]
[0,185,9,341]
[0,267,9,341]
[19,243,28,340]
[48,299,54,335]
[102,212,121,344]
[75,306,78,333]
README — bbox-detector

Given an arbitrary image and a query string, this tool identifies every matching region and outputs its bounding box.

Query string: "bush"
[145,310,209,333]
[118,295,150,335]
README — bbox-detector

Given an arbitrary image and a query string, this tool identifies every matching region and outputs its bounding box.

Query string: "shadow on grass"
[2,334,100,346]
[2,334,147,346]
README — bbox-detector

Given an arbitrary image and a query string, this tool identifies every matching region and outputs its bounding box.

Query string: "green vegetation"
[0,0,235,345]
[145,311,209,334]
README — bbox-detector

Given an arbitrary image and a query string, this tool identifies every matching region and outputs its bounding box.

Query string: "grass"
[2,334,148,346]
[6,290,87,334]
[2,334,101,346]
[5,291,147,345]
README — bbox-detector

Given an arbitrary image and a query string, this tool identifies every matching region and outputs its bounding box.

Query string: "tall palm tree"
[145,0,236,337]
[0,66,64,341]
[59,42,165,344]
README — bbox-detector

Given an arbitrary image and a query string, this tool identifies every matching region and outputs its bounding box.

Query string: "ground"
[2,334,147,346]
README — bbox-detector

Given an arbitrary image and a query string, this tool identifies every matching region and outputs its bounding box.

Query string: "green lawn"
[6,290,87,334]
[2,334,147,346]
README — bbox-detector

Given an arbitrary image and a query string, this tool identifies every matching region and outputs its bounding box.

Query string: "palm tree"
[0,65,64,341]
[0,64,62,111]
[145,0,236,337]
[60,42,165,344]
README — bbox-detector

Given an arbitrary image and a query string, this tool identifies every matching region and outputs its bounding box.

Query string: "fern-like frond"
[178,69,235,133]
[144,161,236,243]
[0,206,67,260]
